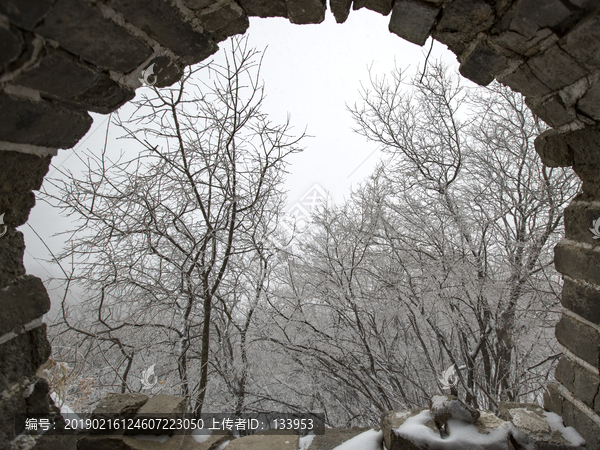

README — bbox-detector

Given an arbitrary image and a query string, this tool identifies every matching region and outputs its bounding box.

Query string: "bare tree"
[45,37,303,414]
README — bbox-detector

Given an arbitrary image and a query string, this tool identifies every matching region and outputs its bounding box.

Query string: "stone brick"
[433,0,494,54]
[528,44,588,91]
[560,13,600,72]
[388,0,439,47]
[577,78,600,122]
[555,314,600,368]
[236,0,288,18]
[287,0,326,24]
[556,356,600,411]
[107,0,218,66]
[544,383,600,449]
[195,1,249,43]
[0,22,24,70]
[561,126,600,167]
[0,151,51,194]
[0,230,26,287]
[0,276,50,336]
[67,75,135,115]
[459,39,508,86]
[564,201,600,247]
[353,0,393,16]
[0,0,54,30]
[35,0,152,73]
[0,94,92,149]
[499,64,552,99]
[555,242,600,286]
[561,279,600,326]
[493,28,555,57]
[330,0,352,24]
[0,379,31,441]
[534,129,574,167]
[92,393,149,418]
[309,427,369,449]
[528,94,576,128]
[0,324,50,392]
[0,192,36,228]
[510,0,571,39]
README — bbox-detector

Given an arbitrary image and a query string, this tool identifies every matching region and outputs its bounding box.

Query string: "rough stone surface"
[429,394,480,424]
[529,94,577,128]
[0,94,92,149]
[459,39,509,86]
[330,0,352,24]
[0,275,50,335]
[35,0,153,73]
[564,199,600,247]
[0,324,50,392]
[499,63,552,99]
[0,23,24,70]
[555,313,600,368]
[527,44,588,91]
[388,0,439,47]
[559,13,600,72]
[0,0,54,30]
[195,1,249,43]
[534,129,574,167]
[0,231,27,287]
[577,77,600,121]
[236,0,287,18]
[561,279,600,326]
[510,0,571,38]
[555,242,600,286]
[92,393,150,418]
[0,151,51,193]
[287,0,326,24]
[134,394,186,416]
[555,356,600,410]
[353,0,393,16]
[308,427,369,449]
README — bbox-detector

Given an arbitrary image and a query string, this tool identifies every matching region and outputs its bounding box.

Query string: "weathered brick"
[0,325,51,392]
[0,230,26,288]
[0,0,54,30]
[0,276,51,336]
[555,242,600,286]
[493,28,555,57]
[564,201,600,247]
[92,393,149,418]
[562,279,600,326]
[331,0,352,24]
[0,192,36,228]
[107,0,218,65]
[555,356,600,408]
[528,44,588,91]
[577,78,600,122]
[389,0,439,47]
[67,76,135,114]
[534,129,574,167]
[35,0,152,73]
[0,151,51,193]
[195,1,249,43]
[0,94,92,149]
[459,39,508,86]
[510,0,571,39]
[353,0,393,16]
[287,0,326,24]
[555,314,600,368]
[560,13,600,72]
[236,0,287,18]
[528,94,576,128]
[499,63,552,98]
[434,0,494,54]
[544,383,600,449]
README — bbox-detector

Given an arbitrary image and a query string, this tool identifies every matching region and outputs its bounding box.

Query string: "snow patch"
[331,428,383,450]
[543,412,585,446]
[299,434,316,450]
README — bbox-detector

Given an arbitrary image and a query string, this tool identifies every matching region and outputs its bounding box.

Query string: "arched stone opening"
[1,0,600,448]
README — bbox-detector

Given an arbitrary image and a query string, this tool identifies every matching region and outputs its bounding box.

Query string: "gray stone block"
[555,242,600,286]
[330,0,352,24]
[555,356,599,409]
[0,192,36,228]
[429,394,480,424]
[529,94,576,128]
[0,231,26,287]
[459,39,508,86]
[561,279,600,326]
[92,393,149,418]
[0,150,51,193]
[236,0,288,18]
[0,94,92,149]
[564,201,600,247]
[287,0,326,24]
[0,0,54,30]
[528,44,588,91]
[434,0,494,54]
[534,129,574,167]
[499,63,552,98]
[0,324,51,392]
[107,0,218,66]
[388,0,439,47]
[0,276,50,336]
[510,0,571,38]
[67,75,135,114]
[35,0,152,73]
[353,0,393,16]
[195,1,249,43]
[555,313,600,368]
[560,13,600,72]
[0,24,24,70]
[577,78,600,121]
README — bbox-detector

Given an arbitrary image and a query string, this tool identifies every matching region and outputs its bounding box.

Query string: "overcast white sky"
[21,8,463,309]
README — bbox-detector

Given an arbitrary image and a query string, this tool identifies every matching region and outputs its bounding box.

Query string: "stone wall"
[1,0,600,448]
